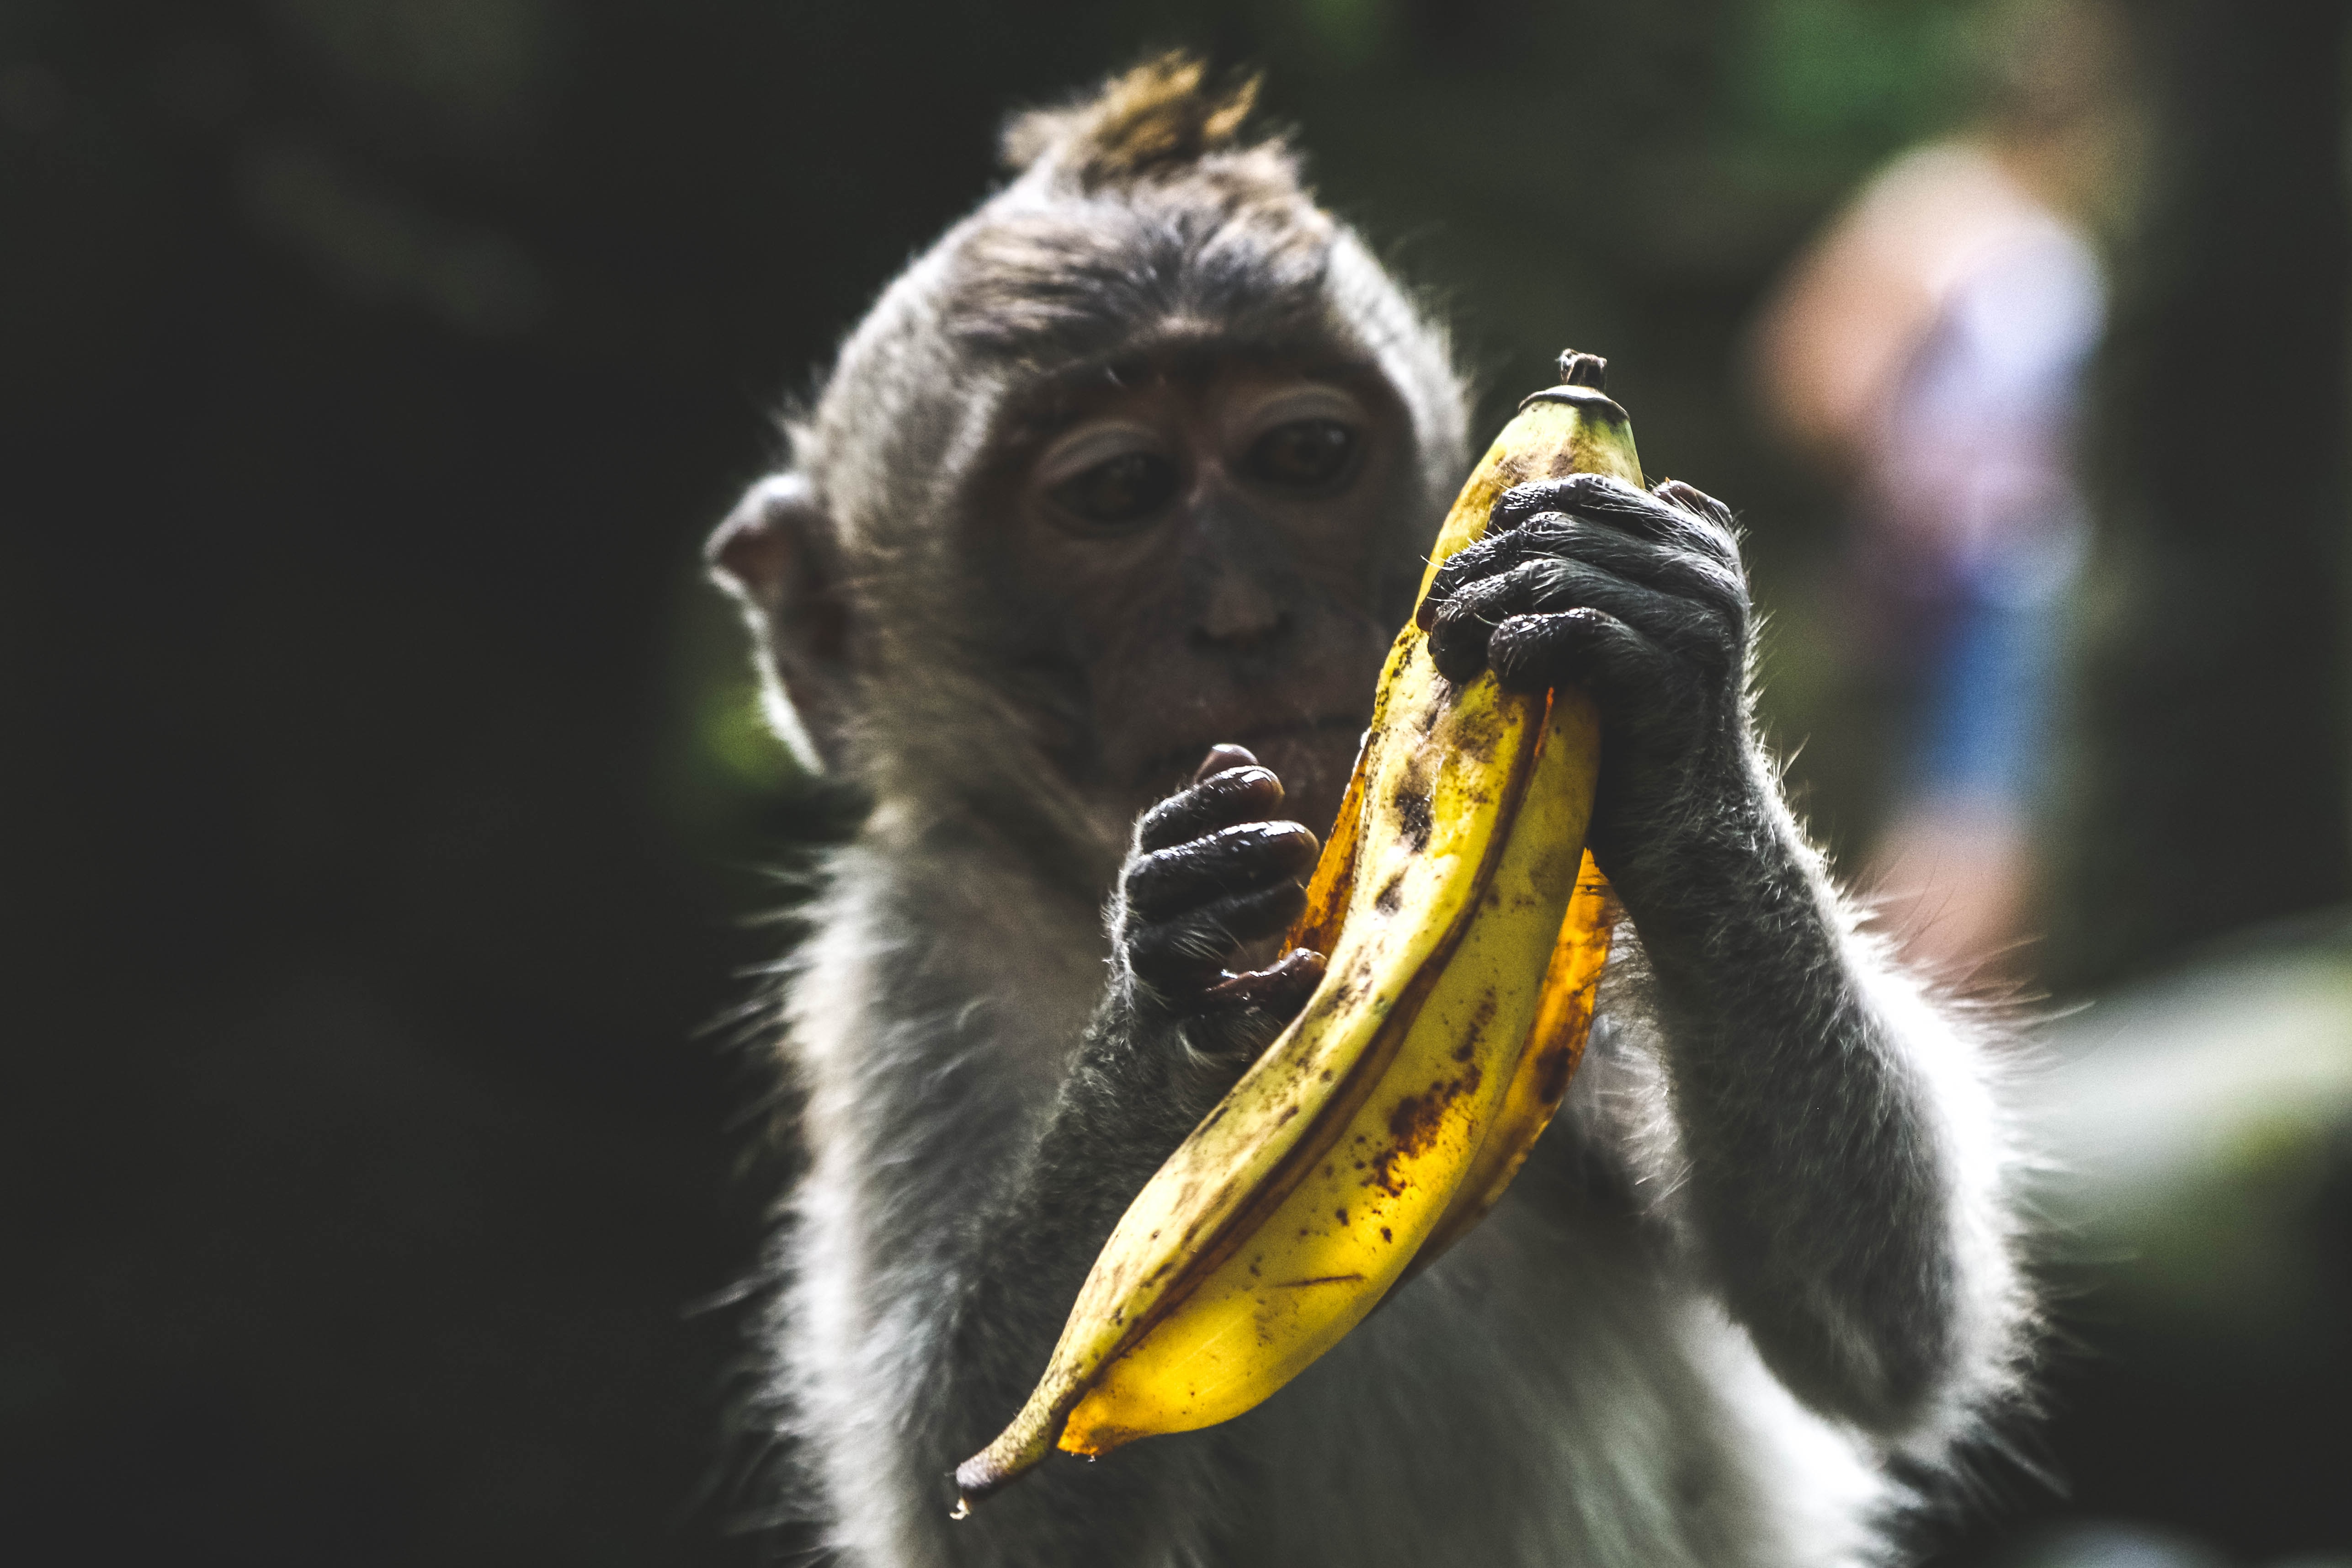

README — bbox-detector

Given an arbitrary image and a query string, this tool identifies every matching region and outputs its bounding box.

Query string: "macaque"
[708,55,2029,1568]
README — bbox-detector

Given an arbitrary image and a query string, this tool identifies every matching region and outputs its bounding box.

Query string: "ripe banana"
[953,353,1639,1508]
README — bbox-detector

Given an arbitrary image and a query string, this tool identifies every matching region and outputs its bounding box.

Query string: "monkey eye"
[1242,419,1358,491]
[1048,451,1182,529]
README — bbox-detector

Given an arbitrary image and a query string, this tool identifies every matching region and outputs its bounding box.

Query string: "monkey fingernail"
[1194,744,1259,783]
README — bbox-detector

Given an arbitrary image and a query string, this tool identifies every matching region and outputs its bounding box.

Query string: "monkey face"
[973,354,1417,835]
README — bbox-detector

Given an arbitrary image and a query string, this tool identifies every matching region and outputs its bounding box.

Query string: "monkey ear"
[706,473,854,775]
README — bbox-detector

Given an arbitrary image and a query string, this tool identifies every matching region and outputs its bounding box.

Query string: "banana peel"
[953,356,1638,1508]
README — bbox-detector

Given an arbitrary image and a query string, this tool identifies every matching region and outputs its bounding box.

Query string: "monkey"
[706,55,2032,1568]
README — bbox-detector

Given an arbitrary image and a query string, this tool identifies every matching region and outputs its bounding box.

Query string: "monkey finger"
[1485,608,1690,716]
[1510,517,1748,621]
[1531,473,1740,569]
[1490,480,1592,533]
[1593,484,1740,572]
[1207,879,1313,946]
[1138,765,1288,852]
[1551,473,1697,542]
[1125,821,1320,920]
[1417,532,1535,627]
[1126,916,1228,993]
[1429,555,1729,683]
[1491,475,1657,537]
[1425,598,1497,684]
[1654,478,1737,532]
[1188,950,1327,1057]
[1424,558,1568,681]
[1128,882,1311,992]
[1520,560,1739,675]
[1495,478,1741,587]
[1198,948,1327,1017]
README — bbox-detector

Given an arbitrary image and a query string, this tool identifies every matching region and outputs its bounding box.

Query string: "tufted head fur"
[997,51,1262,187]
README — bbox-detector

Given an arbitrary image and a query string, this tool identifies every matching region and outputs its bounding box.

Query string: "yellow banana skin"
[953,374,1641,1507]
[1412,849,1616,1274]
[1060,690,1595,1452]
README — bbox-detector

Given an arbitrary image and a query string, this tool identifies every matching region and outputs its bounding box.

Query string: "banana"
[953,353,1639,1509]
[1409,852,1615,1275]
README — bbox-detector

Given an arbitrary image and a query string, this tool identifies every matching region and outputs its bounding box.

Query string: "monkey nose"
[1192,589,1293,649]
[1187,545,1293,647]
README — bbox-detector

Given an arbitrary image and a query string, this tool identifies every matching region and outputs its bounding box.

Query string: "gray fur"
[716,58,2032,1568]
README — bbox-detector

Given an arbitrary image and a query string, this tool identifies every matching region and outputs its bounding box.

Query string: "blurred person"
[1750,0,2132,979]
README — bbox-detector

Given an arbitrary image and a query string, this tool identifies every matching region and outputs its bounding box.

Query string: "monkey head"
[709,56,1469,872]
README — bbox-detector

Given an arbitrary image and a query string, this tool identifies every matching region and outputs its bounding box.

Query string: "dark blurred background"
[5,1,2347,1563]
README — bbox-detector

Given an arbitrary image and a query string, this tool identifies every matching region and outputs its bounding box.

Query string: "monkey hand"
[1113,745,1328,1057]
[1416,473,1755,905]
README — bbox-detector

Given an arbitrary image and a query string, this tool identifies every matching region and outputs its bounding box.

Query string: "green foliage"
[1732,0,1977,153]
[1297,0,1398,69]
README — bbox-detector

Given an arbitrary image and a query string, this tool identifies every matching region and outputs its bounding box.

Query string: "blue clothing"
[1861,223,2104,809]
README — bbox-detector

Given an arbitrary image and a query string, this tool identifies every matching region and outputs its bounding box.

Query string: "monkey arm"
[911,759,1321,1554]
[1420,473,2026,1443]
[838,926,1272,1563]
[926,979,1257,1554]
[1607,774,2026,1446]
